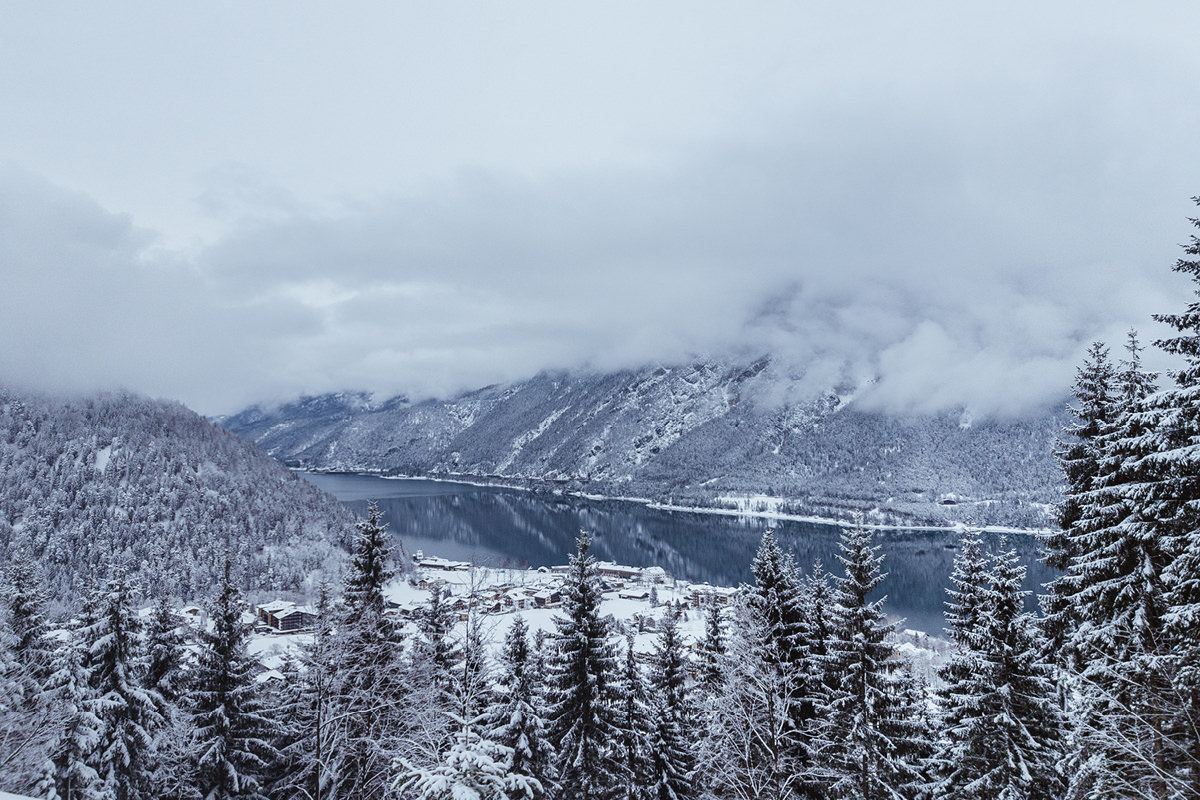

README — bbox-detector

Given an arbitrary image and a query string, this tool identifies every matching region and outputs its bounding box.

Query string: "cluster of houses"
[389,557,739,624]
[243,556,741,636]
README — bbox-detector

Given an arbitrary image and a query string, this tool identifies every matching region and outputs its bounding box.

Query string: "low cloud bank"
[1,73,1193,416]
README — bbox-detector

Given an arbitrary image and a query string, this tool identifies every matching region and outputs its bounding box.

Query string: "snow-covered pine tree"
[616,634,649,799]
[144,593,187,705]
[269,581,344,800]
[695,603,725,695]
[804,560,833,683]
[343,502,392,620]
[746,530,818,778]
[939,530,989,692]
[481,616,554,799]
[817,519,923,800]
[2,542,52,687]
[1052,342,1118,559]
[1052,330,1177,799]
[191,555,280,800]
[936,537,1063,800]
[456,597,492,733]
[415,585,461,697]
[394,728,542,800]
[545,532,623,800]
[1043,342,1118,660]
[697,591,804,799]
[82,565,162,800]
[39,635,102,800]
[332,503,412,799]
[1153,201,1200,795]
[645,607,695,800]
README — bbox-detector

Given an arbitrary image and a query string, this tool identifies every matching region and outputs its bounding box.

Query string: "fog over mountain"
[2,4,1198,417]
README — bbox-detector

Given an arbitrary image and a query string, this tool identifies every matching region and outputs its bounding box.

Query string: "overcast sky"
[2,2,1200,416]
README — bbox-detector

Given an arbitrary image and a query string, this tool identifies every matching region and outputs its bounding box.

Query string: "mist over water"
[302,472,1054,635]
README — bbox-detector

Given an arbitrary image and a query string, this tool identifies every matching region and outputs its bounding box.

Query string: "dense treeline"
[1037,201,1200,798]
[0,390,356,605]
[1,504,1062,800]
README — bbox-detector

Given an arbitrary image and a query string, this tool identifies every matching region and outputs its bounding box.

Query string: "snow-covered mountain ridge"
[221,361,1067,527]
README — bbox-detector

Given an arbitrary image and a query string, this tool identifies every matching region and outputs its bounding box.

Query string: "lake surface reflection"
[300,472,1054,635]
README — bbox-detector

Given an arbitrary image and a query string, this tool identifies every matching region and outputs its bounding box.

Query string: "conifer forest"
[5,207,1200,800]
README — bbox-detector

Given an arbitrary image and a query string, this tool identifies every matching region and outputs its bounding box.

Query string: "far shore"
[294,467,1052,537]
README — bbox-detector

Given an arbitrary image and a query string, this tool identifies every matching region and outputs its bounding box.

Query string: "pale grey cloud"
[1,3,1198,416]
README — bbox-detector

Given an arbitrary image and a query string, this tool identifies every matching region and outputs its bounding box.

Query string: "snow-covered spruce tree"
[746,530,818,779]
[415,584,461,697]
[269,581,343,800]
[394,728,542,800]
[191,555,280,800]
[1050,331,1176,799]
[931,532,990,800]
[1150,201,1200,796]
[545,531,623,800]
[697,591,805,800]
[3,542,53,687]
[936,537,1063,800]
[892,662,936,800]
[343,502,392,620]
[645,607,695,800]
[1043,341,1118,660]
[804,560,833,681]
[0,549,57,792]
[984,543,1064,799]
[456,596,492,731]
[82,565,162,800]
[616,633,650,798]
[817,519,924,800]
[330,502,413,800]
[1051,342,1118,562]
[644,691,692,800]
[141,590,198,800]
[695,603,725,696]
[147,706,200,800]
[481,616,554,798]
[38,635,102,800]
[938,530,989,695]
[650,607,690,723]
[144,593,188,705]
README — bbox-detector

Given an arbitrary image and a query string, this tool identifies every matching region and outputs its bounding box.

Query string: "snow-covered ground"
[239,556,949,686]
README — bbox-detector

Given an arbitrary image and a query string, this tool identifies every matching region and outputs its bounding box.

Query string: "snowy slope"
[222,360,1067,527]
[0,388,357,605]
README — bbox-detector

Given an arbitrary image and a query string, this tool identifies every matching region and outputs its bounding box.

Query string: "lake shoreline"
[296,467,1051,538]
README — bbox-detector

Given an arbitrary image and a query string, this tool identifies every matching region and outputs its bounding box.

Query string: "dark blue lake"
[300,471,1054,635]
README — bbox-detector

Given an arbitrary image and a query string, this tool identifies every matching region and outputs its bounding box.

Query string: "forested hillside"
[223,361,1066,527]
[0,388,356,605]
